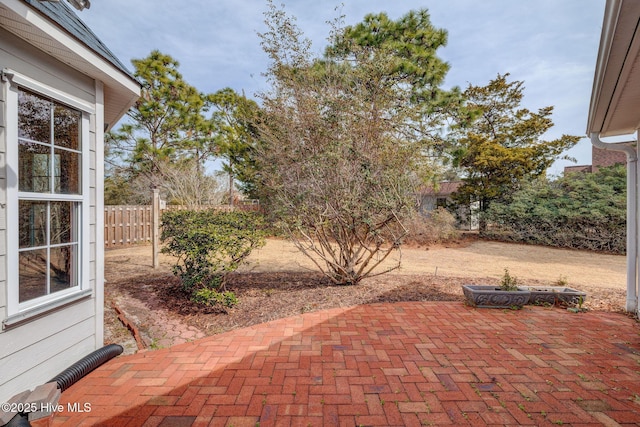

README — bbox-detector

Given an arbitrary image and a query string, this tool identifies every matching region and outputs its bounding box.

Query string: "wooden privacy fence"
[104,203,260,248]
[104,206,153,248]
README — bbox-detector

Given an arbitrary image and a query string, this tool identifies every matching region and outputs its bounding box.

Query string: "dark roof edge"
[22,0,137,81]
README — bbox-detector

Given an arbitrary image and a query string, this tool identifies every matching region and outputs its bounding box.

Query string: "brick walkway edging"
[52,302,640,426]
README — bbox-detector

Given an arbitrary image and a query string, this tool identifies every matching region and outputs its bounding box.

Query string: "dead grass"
[104,236,629,351]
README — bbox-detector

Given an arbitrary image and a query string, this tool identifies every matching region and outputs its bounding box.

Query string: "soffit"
[588,0,640,137]
[0,0,139,128]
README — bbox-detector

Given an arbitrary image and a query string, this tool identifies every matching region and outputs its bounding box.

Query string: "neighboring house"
[419,181,461,213]
[418,181,479,231]
[0,0,139,401]
[591,145,628,172]
[587,0,640,316]
[564,145,628,174]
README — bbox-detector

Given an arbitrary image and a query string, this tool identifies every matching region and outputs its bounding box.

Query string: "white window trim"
[2,69,95,114]
[4,70,92,322]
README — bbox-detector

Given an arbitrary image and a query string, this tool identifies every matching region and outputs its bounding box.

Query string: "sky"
[79,0,608,176]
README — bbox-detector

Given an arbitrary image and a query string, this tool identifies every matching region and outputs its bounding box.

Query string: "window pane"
[18,90,51,143]
[19,201,47,248]
[50,245,76,292]
[19,249,47,302]
[16,87,83,306]
[19,141,51,192]
[50,202,74,244]
[54,149,81,194]
[54,105,80,150]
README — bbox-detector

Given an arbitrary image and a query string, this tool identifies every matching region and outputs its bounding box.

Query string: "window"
[17,89,82,303]
[436,197,448,209]
[4,71,92,319]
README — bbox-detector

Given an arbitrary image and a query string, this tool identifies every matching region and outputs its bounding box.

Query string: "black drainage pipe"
[49,344,123,392]
[4,413,30,427]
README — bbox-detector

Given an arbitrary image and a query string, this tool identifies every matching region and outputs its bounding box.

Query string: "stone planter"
[518,286,587,306]
[462,285,531,309]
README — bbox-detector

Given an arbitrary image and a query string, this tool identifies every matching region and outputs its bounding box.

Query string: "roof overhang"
[0,0,139,130]
[587,0,640,137]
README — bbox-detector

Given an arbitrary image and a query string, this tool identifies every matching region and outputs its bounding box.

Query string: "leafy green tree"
[451,74,580,229]
[104,173,135,205]
[255,2,455,285]
[209,88,261,205]
[484,165,626,253]
[329,11,460,109]
[327,9,464,155]
[107,50,217,199]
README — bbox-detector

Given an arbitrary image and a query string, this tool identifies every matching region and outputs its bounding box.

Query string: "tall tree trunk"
[228,163,234,207]
[479,197,488,233]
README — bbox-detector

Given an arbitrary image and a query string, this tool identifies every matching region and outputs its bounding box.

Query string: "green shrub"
[500,268,518,291]
[192,288,239,308]
[483,165,626,253]
[161,209,267,305]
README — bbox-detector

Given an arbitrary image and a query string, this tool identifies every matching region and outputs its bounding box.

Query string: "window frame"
[4,70,93,321]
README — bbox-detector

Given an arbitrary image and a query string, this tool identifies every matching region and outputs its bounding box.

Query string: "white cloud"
[81,0,607,174]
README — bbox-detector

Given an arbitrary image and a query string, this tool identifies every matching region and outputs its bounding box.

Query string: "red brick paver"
[52,303,640,426]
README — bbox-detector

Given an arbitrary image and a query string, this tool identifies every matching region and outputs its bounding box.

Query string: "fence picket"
[104,204,259,248]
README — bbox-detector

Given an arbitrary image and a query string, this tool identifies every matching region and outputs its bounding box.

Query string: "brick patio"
[50,302,640,426]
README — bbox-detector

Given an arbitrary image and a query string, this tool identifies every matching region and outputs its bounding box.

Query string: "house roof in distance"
[419,181,463,197]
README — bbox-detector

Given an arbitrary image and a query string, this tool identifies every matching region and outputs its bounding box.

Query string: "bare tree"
[159,160,226,208]
[255,2,453,285]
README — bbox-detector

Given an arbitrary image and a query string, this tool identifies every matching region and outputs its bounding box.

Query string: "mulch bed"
[105,269,629,347]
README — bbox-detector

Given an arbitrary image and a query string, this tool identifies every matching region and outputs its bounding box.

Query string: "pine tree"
[451,73,580,230]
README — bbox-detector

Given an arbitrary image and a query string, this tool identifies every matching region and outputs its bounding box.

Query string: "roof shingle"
[22,0,134,79]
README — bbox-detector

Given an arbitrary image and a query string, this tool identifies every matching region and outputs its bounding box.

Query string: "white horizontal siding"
[89,243,96,282]
[89,149,96,177]
[0,27,94,102]
[0,298,94,359]
[0,283,5,311]
[0,45,5,317]
[89,166,97,188]
[0,335,95,402]
[0,25,101,403]
[0,301,95,399]
[0,257,4,286]
[0,86,4,313]
[0,187,5,226]
[1,315,94,381]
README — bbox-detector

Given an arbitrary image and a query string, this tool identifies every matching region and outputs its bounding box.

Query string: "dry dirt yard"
[104,237,630,354]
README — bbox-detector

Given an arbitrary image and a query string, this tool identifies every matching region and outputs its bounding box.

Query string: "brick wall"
[564,165,593,174]
[592,146,627,171]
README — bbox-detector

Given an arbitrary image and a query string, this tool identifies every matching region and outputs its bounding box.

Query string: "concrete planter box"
[518,286,587,306]
[462,285,530,309]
